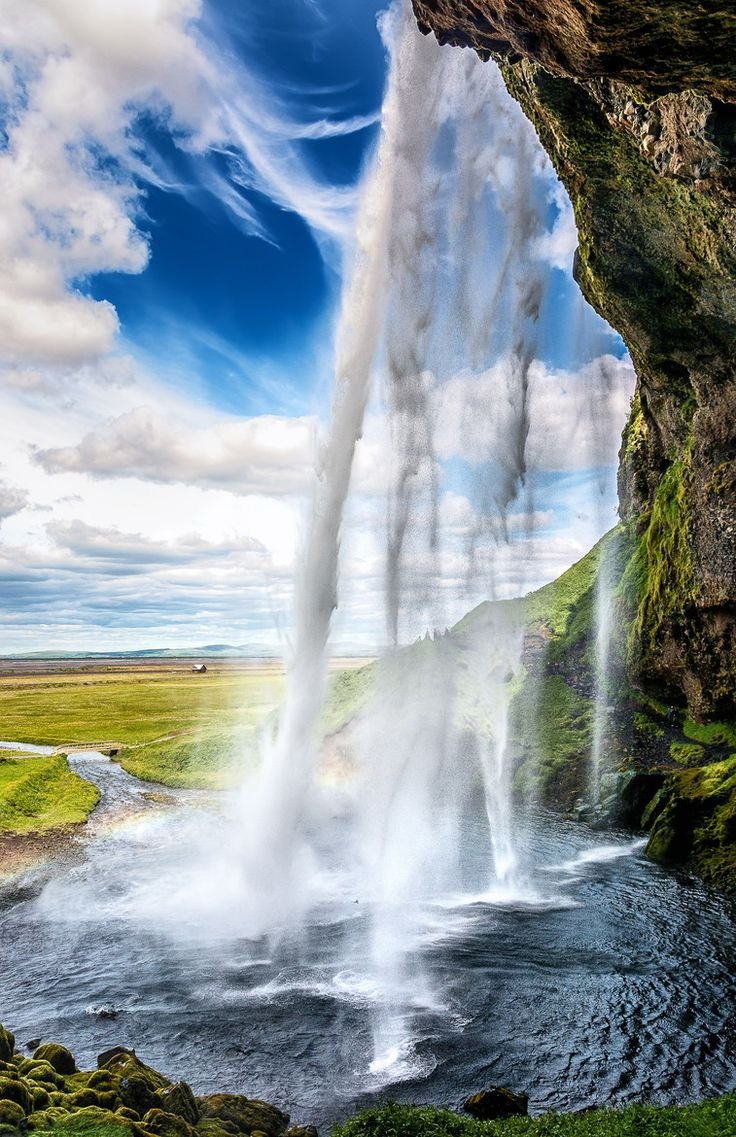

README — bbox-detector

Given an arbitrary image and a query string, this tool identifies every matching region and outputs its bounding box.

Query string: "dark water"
[2,753,736,1130]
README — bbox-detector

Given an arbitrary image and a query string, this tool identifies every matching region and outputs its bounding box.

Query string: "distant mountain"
[0,642,377,661]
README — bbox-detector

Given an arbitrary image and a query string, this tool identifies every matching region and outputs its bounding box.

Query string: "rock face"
[412,0,736,721]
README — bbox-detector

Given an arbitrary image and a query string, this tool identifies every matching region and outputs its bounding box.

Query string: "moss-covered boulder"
[22,1060,64,1088]
[54,1105,137,1132]
[33,1044,77,1077]
[26,1107,71,1131]
[161,1084,200,1125]
[198,1095,289,1137]
[0,1079,32,1114]
[141,1107,197,1137]
[0,1032,14,1065]
[0,1100,25,1128]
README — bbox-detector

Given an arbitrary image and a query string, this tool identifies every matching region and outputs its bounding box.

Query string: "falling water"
[235,5,551,940]
[590,542,614,808]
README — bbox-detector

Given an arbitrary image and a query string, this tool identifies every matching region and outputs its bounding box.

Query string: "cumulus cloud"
[46,519,266,567]
[0,480,28,525]
[33,406,318,495]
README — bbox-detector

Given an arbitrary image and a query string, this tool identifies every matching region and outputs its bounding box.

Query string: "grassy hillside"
[333,1098,736,1137]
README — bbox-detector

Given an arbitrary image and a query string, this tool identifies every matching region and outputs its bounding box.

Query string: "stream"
[1,747,736,1129]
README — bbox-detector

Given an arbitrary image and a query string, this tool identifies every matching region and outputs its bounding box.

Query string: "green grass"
[0,754,100,834]
[0,670,282,747]
[332,1098,736,1137]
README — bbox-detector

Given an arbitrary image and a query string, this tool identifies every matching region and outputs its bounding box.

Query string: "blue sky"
[0,0,633,651]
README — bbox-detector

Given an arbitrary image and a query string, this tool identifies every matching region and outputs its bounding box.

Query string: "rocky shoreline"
[0,1026,316,1137]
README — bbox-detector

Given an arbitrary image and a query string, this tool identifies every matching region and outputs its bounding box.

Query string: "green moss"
[647,755,736,886]
[511,675,594,804]
[332,1097,736,1137]
[683,718,736,749]
[0,754,99,834]
[634,711,664,738]
[669,742,706,766]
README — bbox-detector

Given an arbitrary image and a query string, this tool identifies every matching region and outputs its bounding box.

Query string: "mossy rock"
[0,1080,32,1114]
[0,1101,25,1128]
[64,1088,104,1109]
[141,1107,197,1137]
[197,1120,239,1137]
[25,1107,70,1131]
[33,1045,77,1077]
[23,1061,64,1088]
[161,1084,199,1125]
[0,1033,14,1066]
[670,741,707,766]
[115,1107,141,1122]
[54,1105,136,1132]
[30,1085,51,1110]
[87,1070,120,1093]
[198,1095,289,1137]
[100,1054,170,1092]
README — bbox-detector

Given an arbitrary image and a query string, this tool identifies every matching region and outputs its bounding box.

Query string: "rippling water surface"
[3,752,736,1130]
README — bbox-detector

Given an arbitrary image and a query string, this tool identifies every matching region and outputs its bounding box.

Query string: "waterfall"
[590,541,614,808]
[232,4,550,937]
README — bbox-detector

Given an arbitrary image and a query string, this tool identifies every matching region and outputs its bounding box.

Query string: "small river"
[2,749,736,1130]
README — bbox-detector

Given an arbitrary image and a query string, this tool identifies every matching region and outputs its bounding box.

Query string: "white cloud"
[33,405,318,495]
[0,480,28,525]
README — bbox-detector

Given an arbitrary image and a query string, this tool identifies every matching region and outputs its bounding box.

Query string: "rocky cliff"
[412,0,736,723]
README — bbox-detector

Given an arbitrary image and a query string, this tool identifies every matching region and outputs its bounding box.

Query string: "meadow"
[0,659,370,835]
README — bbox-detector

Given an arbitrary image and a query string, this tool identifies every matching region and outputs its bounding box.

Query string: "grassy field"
[0,659,373,808]
[0,752,100,834]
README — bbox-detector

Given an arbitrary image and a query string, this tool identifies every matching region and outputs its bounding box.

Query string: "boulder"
[161,1083,200,1125]
[198,1094,289,1137]
[0,1100,25,1128]
[22,1060,64,1088]
[0,1079,32,1114]
[26,1107,70,1131]
[0,1031,14,1064]
[97,1047,136,1069]
[118,1076,164,1117]
[141,1108,196,1137]
[463,1087,529,1120]
[33,1044,77,1077]
[285,1128,318,1137]
[54,1105,137,1132]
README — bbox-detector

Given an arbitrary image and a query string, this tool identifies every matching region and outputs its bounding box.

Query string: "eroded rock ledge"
[413,0,736,720]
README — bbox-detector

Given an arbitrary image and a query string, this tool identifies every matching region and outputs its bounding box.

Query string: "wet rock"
[0,1078,33,1114]
[198,1094,289,1137]
[0,1100,25,1128]
[25,1041,41,1053]
[285,1127,319,1137]
[0,1030,14,1064]
[463,1087,529,1120]
[33,1043,77,1076]
[142,1107,197,1137]
[161,1083,200,1125]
